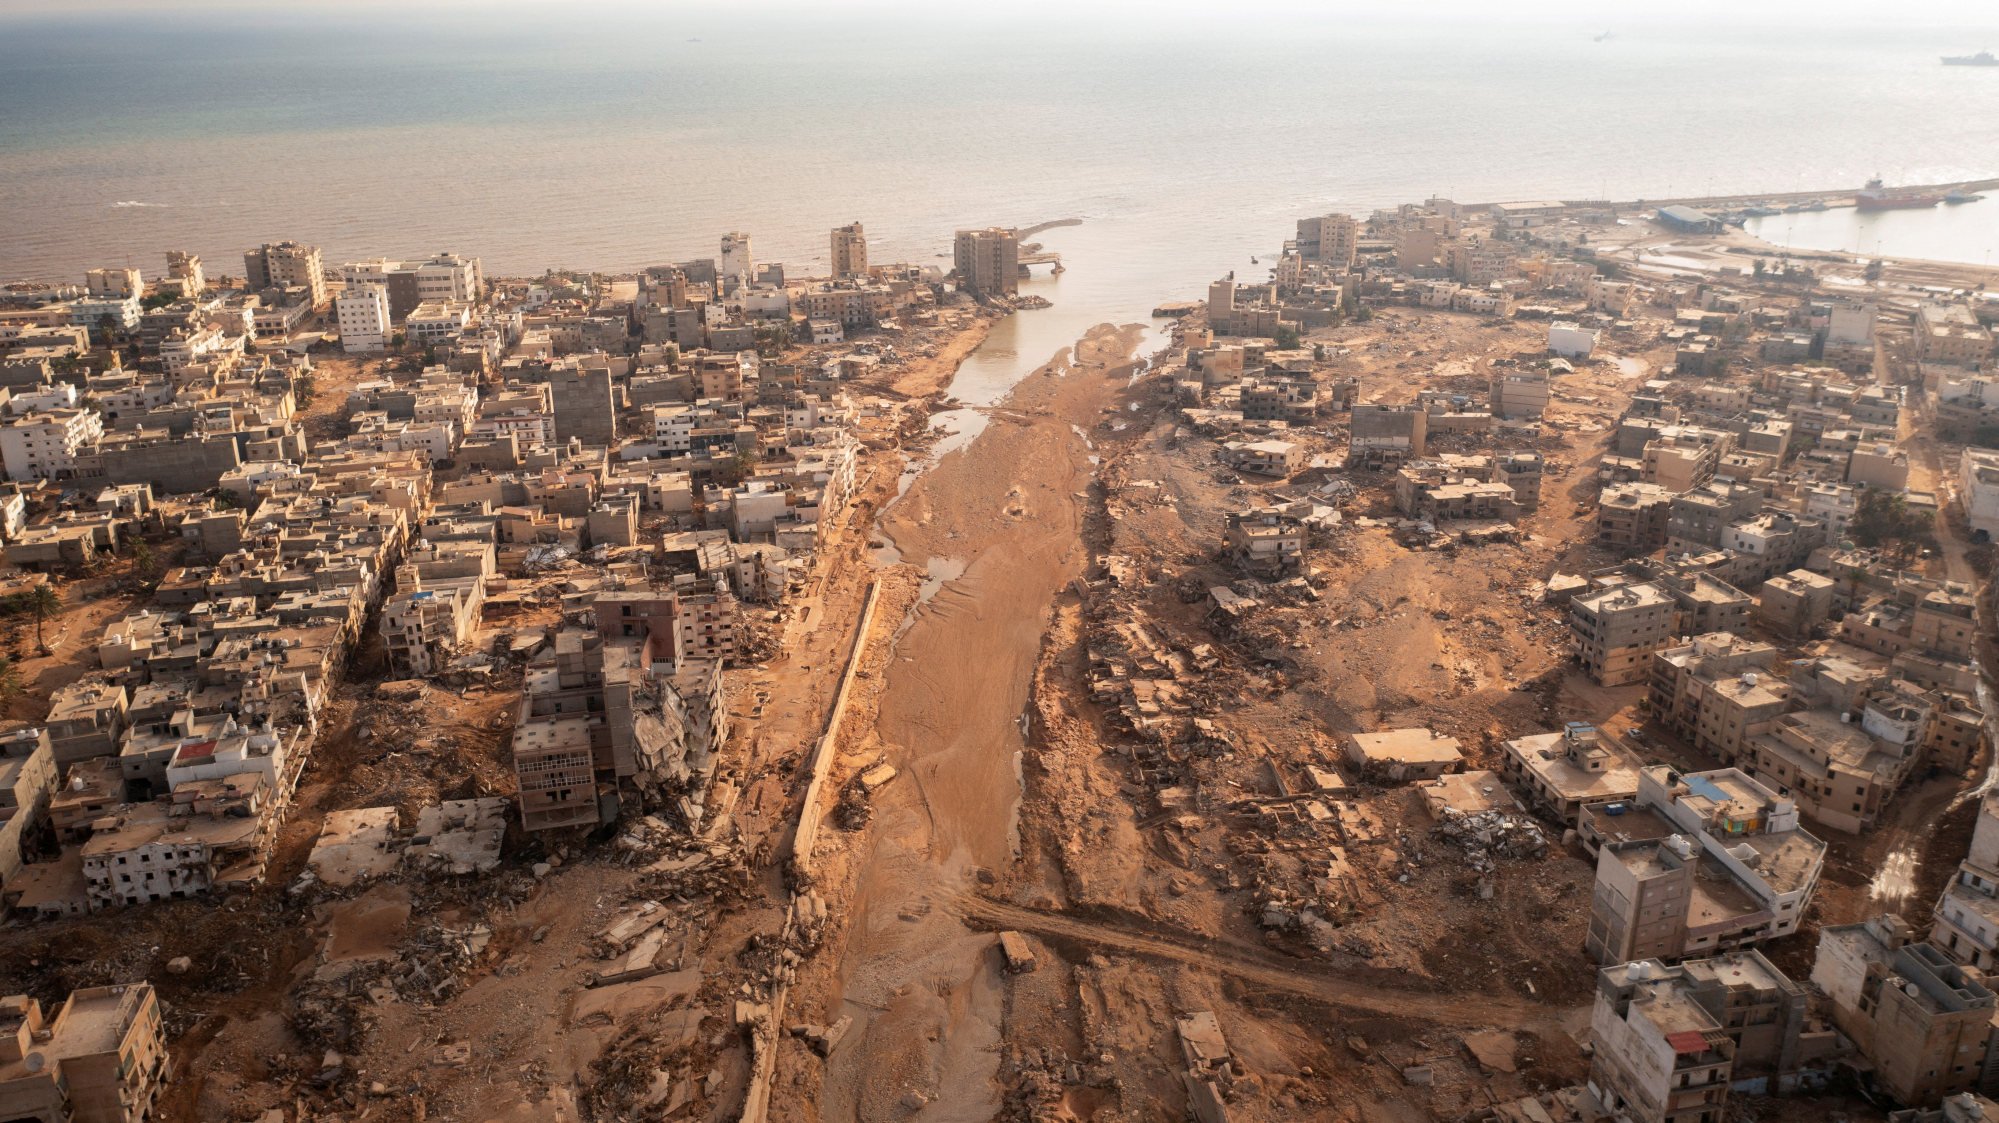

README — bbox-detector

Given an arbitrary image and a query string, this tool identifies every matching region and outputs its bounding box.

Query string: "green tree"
[1850,488,1936,564]
[18,585,61,656]
[1273,325,1302,350]
[130,539,157,580]
[0,657,21,704]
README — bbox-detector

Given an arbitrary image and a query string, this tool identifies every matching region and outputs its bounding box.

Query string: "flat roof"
[1348,728,1462,764]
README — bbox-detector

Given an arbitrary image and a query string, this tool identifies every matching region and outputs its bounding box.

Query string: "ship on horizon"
[1942,50,1998,66]
[1857,177,1944,211]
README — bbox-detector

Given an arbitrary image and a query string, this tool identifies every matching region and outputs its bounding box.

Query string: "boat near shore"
[1857,176,1943,211]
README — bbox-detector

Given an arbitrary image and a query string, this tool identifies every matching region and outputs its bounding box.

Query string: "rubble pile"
[1433,807,1549,869]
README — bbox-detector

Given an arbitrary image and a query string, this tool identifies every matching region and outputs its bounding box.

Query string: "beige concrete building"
[1813,915,1998,1108]
[243,240,327,308]
[163,251,205,297]
[1745,708,1917,834]
[1571,581,1680,686]
[1295,212,1358,267]
[1490,367,1551,420]
[0,982,169,1123]
[381,571,485,678]
[1649,633,1787,768]
[1597,482,1676,552]
[83,267,141,301]
[953,227,1019,298]
[1588,951,1814,1122]
[1919,303,1994,368]
[1342,728,1462,782]
[1935,792,1999,973]
[1587,767,1824,964]
[830,222,868,279]
[1757,569,1836,640]
[0,727,57,888]
[1499,723,1641,829]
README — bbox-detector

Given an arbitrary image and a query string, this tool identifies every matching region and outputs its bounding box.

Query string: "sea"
[6,0,1999,378]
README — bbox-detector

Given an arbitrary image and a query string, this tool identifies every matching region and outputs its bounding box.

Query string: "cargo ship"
[1942,51,1998,66]
[1856,177,1944,210]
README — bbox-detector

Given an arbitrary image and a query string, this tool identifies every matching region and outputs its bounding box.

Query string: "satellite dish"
[23,1051,45,1073]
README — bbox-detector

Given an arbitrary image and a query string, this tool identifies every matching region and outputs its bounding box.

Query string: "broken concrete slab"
[406,797,509,875]
[997,931,1037,973]
[307,806,401,889]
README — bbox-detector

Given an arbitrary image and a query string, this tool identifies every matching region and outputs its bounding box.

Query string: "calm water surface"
[5,1,1999,358]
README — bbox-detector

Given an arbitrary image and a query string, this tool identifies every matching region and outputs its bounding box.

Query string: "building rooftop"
[1347,727,1462,766]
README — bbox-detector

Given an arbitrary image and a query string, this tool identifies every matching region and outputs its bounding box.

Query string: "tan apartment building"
[1757,570,1836,640]
[0,982,169,1123]
[1223,506,1306,577]
[1643,429,1730,494]
[1490,367,1551,420]
[1588,951,1815,1122]
[1347,404,1427,466]
[1499,723,1642,831]
[830,222,868,279]
[953,227,1019,298]
[1294,212,1358,268]
[242,240,326,309]
[1919,303,1994,368]
[1571,582,1680,686]
[1587,960,1736,1123]
[0,727,57,887]
[1649,633,1787,768]
[1745,709,1916,835]
[1598,482,1676,552]
[1813,915,1998,1108]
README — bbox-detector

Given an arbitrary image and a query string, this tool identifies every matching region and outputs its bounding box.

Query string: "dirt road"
[947,894,1570,1030]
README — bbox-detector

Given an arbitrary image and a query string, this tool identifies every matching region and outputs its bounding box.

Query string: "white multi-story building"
[720,232,754,288]
[1935,791,1999,971]
[1549,320,1599,359]
[1963,448,1999,543]
[7,384,79,413]
[409,253,483,304]
[340,258,398,289]
[159,324,241,373]
[68,295,141,336]
[469,409,554,448]
[0,408,105,481]
[336,283,391,352]
[406,301,471,345]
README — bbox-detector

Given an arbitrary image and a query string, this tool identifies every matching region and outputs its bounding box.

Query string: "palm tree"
[21,585,61,656]
[0,657,21,704]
